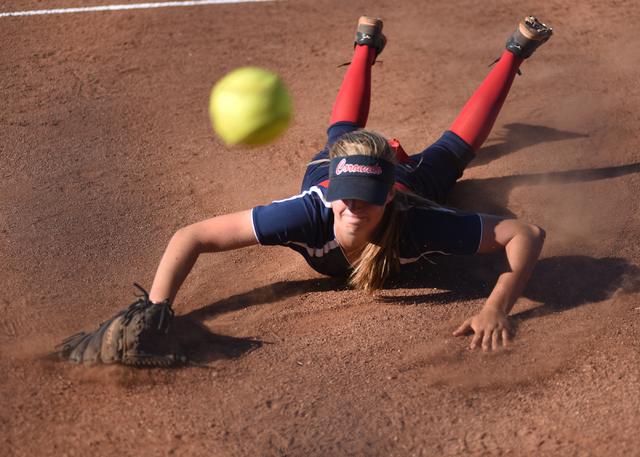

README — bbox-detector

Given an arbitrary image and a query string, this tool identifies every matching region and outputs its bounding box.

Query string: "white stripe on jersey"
[252,185,338,258]
[280,186,338,258]
[271,185,331,208]
[288,239,341,258]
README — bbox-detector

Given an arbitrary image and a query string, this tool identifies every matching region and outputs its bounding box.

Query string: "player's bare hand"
[453,307,509,351]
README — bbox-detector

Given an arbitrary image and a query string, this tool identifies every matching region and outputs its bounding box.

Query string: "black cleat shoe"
[354,15,387,63]
[506,16,553,58]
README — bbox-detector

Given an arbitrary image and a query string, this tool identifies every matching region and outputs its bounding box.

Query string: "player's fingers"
[470,330,483,349]
[492,329,501,350]
[482,329,493,351]
[453,321,471,336]
[502,329,509,347]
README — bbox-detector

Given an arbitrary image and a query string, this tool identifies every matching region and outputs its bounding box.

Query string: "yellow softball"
[209,67,292,146]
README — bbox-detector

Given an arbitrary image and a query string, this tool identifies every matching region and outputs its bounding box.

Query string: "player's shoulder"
[270,186,331,208]
[253,186,332,226]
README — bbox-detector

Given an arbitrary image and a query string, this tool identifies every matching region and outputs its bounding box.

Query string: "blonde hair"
[328,130,399,293]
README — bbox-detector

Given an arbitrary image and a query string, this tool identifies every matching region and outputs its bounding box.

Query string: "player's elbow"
[523,222,546,253]
[170,224,205,254]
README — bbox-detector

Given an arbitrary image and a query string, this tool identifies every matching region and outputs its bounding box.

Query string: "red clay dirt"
[2,0,640,455]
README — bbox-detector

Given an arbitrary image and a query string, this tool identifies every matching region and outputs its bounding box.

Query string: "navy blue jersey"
[252,123,482,277]
[251,185,482,277]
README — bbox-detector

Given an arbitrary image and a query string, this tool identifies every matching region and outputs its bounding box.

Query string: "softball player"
[149,15,552,351]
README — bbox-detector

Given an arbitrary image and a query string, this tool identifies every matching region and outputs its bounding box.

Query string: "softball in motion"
[209,67,292,146]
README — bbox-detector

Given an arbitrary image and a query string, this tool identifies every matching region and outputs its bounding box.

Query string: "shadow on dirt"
[173,314,265,364]
[468,123,589,168]
[175,252,639,363]
[391,253,639,311]
[174,277,345,363]
[450,161,640,217]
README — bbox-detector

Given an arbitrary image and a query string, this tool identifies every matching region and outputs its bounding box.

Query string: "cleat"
[506,16,553,58]
[354,15,387,63]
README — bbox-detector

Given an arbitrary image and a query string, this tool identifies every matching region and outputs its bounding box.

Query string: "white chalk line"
[0,0,275,18]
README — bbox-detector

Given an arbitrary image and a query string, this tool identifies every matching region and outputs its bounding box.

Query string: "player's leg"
[397,16,552,204]
[330,16,386,127]
[302,16,387,191]
[450,16,552,152]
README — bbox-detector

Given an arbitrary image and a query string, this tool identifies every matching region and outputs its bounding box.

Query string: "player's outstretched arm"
[149,210,258,304]
[453,215,545,351]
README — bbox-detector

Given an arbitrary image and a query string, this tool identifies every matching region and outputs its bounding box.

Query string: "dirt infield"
[2,0,640,455]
